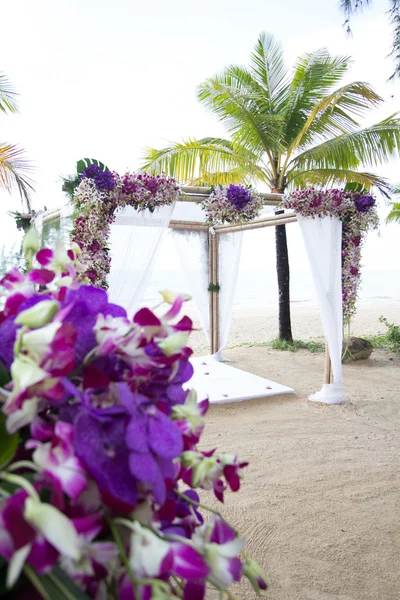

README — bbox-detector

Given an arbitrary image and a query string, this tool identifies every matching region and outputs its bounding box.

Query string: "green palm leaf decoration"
[141,32,400,341]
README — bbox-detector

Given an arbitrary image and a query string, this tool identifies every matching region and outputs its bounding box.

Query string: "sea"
[140,268,400,309]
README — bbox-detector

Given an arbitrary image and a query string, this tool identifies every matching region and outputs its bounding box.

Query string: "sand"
[186,301,400,600]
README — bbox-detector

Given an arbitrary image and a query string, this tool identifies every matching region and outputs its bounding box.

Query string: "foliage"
[340,0,400,79]
[379,315,400,351]
[71,164,181,288]
[141,33,400,195]
[8,210,31,232]
[0,74,34,211]
[386,187,400,223]
[0,230,267,599]
[283,188,379,323]
[228,339,325,353]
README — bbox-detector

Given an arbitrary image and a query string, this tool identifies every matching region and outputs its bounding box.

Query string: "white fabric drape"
[173,229,210,342]
[60,202,75,247]
[32,212,44,242]
[297,215,344,404]
[215,231,243,361]
[108,204,174,314]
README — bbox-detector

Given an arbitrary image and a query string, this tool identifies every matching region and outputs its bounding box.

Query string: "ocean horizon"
[128,268,400,309]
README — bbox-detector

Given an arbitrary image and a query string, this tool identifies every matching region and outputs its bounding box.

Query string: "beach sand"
[186,301,400,599]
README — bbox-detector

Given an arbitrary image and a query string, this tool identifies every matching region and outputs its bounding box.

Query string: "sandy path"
[196,347,400,600]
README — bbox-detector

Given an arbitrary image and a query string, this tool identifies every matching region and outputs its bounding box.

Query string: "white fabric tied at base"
[297,215,344,405]
[308,383,344,405]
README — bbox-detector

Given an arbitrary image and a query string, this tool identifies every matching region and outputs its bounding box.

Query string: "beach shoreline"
[186,299,400,355]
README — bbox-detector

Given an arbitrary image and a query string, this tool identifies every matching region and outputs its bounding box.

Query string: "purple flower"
[354,195,375,213]
[226,185,252,211]
[82,164,101,179]
[94,170,116,192]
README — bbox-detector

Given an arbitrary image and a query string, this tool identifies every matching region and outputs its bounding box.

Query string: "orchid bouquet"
[282,188,379,323]
[201,185,263,225]
[0,230,267,599]
[71,164,181,289]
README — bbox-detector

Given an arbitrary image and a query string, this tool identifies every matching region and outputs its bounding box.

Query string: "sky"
[1,0,399,273]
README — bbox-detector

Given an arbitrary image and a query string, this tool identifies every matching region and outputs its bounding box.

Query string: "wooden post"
[214,234,220,354]
[324,344,332,384]
[208,231,214,356]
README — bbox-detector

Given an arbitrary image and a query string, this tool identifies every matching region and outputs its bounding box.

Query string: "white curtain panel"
[215,231,243,361]
[173,229,210,342]
[59,202,75,247]
[297,215,344,404]
[32,211,44,241]
[108,204,174,314]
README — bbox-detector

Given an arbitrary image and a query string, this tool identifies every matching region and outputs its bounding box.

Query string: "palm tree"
[0,73,34,211]
[340,0,400,79]
[386,186,400,222]
[141,33,400,342]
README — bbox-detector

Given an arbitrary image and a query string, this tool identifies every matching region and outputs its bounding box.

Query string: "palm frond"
[0,143,34,211]
[340,0,372,17]
[289,115,400,172]
[0,73,19,114]
[196,67,284,156]
[140,138,270,186]
[289,81,382,151]
[286,167,391,196]
[386,202,400,223]
[283,50,352,145]
[249,33,289,109]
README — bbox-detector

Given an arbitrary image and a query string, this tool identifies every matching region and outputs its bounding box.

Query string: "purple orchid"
[0,233,261,598]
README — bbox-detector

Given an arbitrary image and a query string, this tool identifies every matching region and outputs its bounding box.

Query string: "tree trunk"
[272,185,293,343]
[275,224,293,343]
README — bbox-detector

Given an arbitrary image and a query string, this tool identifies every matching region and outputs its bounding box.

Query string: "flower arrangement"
[0,229,267,599]
[201,184,263,225]
[71,164,181,288]
[282,188,379,323]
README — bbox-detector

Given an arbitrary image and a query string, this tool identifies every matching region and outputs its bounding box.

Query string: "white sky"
[1,0,399,272]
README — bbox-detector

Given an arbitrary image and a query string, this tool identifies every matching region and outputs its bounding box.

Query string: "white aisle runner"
[186,356,294,404]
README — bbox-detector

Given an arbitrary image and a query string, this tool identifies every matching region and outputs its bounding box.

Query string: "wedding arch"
[35,179,377,407]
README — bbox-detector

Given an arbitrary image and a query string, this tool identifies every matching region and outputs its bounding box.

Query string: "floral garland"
[201,184,263,224]
[71,164,181,288]
[282,188,379,323]
[0,230,267,599]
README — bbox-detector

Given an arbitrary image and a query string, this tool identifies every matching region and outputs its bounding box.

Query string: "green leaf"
[76,158,109,174]
[0,413,19,470]
[344,181,365,193]
[0,362,10,387]
[46,567,92,600]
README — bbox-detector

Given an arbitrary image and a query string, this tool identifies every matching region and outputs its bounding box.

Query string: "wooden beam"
[324,344,332,384]
[213,213,297,234]
[169,220,208,231]
[208,231,214,356]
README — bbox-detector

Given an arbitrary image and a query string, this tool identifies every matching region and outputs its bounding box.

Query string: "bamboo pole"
[214,216,297,234]
[214,234,220,354]
[211,235,219,354]
[324,344,332,385]
[169,220,208,231]
[208,231,214,356]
